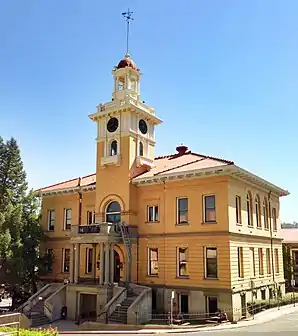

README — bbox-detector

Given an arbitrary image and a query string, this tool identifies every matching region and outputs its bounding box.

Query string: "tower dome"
[116,53,138,71]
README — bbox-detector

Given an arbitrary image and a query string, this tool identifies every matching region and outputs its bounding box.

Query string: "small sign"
[291,279,296,287]
[171,290,175,299]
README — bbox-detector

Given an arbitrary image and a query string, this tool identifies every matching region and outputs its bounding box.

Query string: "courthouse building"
[34,53,289,324]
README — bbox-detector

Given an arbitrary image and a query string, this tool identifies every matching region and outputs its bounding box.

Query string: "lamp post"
[291,279,296,307]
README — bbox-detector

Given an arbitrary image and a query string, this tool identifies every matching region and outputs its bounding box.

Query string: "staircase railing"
[16,284,51,314]
[97,286,126,324]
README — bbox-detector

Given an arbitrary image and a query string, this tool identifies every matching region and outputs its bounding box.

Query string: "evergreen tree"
[0,136,48,308]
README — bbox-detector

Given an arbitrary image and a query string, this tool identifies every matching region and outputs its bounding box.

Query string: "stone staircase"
[108,292,138,324]
[25,286,60,327]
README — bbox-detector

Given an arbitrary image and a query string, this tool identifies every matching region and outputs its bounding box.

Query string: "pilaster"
[110,243,115,283]
[74,243,80,283]
[100,243,105,285]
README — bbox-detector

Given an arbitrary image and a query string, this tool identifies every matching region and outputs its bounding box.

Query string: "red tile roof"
[281,228,298,244]
[37,150,232,193]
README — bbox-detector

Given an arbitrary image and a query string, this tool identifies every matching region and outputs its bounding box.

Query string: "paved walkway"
[39,303,298,334]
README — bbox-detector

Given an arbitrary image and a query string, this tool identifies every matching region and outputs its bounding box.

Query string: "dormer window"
[139,142,144,156]
[110,140,118,156]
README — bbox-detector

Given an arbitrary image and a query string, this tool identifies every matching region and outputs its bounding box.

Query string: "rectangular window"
[46,248,53,273]
[272,208,277,231]
[87,211,95,225]
[237,247,244,278]
[266,248,271,274]
[85,248,93,273]
[177,198,188,224]
[204,195,216,223]
[177,247,188,277]
[148,248,159,276]
[258,248,264,276]
[62,249,70,273]
[261,289,266,300]
[275,248,279,273]
[250,248,255,278]
[147,206,159,222]
[205,247,218,279]
[236,196,242,224]
[48,210,55,231]
[64,208,72,230]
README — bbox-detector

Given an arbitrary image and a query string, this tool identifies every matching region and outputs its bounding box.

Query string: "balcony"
[100,155,120,167]
[71,222,122,244]
[78,225,101,234]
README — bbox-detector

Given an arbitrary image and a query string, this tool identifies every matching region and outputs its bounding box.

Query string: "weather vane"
[122,9,134,55]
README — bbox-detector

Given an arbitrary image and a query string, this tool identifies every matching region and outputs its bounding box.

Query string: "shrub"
[0,327,58,336]
[247,292,298,315]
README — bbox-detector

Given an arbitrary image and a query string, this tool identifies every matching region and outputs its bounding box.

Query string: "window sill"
[257,227,262,230]
[176,222,190,226]
[176,275,189,279]
[259,275,264,278]
[204,277,218,280]
[146,221,160,224]
[264,228,269,231]
[250,276,256,280]
[236,223,242,226]
[62,271,70,274]
[248,225,254,228]
[147,274,159,278]
[238,277,245,281]
[201,221,217,225]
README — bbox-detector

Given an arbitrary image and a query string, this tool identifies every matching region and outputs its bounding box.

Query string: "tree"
[0,137,47,308]
[283,243,294,287]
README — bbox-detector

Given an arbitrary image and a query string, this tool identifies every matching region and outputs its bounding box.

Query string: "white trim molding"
[132,164,289,198]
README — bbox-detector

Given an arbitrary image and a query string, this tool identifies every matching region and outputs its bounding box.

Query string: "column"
[104,244,110,285]
[69,244,74,283]
[74,243,80,284]
[110,244,114,283]
[92,243,97,281]
[100,243,105,285]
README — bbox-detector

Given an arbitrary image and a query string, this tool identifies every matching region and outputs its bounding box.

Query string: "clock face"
[107,117,119,133]
[139,119,148,135]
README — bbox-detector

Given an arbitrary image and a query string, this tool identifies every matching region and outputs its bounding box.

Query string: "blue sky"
[0,0,297,222]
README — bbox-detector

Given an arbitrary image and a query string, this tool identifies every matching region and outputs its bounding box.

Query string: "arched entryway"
[114,250,121,282]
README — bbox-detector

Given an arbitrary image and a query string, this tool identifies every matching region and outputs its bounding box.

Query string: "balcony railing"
[78,224,101,234]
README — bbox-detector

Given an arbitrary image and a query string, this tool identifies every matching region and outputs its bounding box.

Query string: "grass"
[0,327,58,336]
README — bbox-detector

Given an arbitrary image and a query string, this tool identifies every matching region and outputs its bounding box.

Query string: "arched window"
[105,201,121,224]
[139,142,144,156]
[263,198,269,229]
[246,191,253,227]
[255,195,261,228]
[110,140,118,156]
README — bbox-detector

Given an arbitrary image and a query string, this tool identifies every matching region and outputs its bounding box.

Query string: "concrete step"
[31,313,50,327]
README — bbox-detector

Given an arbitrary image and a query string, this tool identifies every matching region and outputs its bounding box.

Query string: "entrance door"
[241,294,246,318]
[207,296,218,315]
[152,289,157,311]
[114,251,121,282]
[179,294,189,314]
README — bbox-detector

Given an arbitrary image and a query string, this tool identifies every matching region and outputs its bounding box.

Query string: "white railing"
[0,313,21,335]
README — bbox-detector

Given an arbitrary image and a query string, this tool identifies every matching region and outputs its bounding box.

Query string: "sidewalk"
[56,303,298,334]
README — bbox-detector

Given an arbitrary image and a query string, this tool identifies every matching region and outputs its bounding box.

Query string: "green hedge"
[247,292,298,315]
[0,327,58,336]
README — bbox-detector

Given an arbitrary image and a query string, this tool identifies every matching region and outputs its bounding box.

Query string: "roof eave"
[230,165,290,197]
[132,164,290,197]
[37,184,96,197]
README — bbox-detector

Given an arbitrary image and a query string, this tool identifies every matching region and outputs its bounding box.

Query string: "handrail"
[16,284,51,312]
[97,287,126,322]
[43,284,66,322]
[0,312,20,336]
[128,287,150,311]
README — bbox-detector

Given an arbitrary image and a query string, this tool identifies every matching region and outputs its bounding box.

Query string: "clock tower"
[89,54,162,225]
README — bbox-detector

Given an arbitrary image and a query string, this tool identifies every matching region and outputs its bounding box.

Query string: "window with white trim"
[48,210,55,231]
[87,211,96,225]
[85,248,93,274]
[64,208,71,230]
[110,140,118,156]
[177,247,188,277]
[177,198,188,224]
[203,195,216,223]
[147,205,159,222]
[205,247,217,279]
[139,142,144,156]
[148,248,158,276]
[62,248,70,273]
